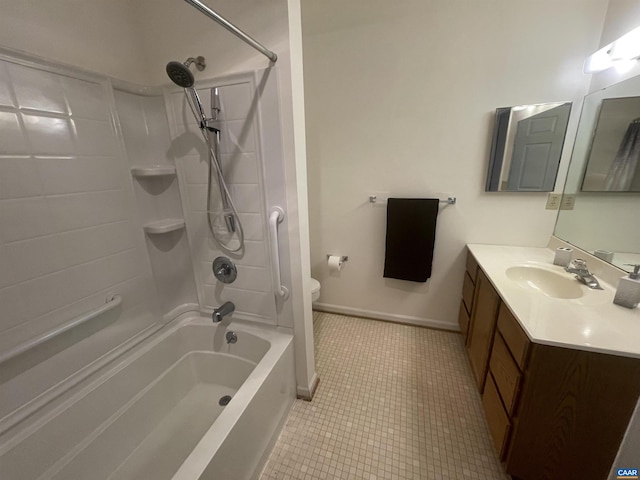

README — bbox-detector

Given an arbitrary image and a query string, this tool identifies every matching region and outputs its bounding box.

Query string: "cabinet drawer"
[465,252,479,283]
[482,373,511,460]
[489,333,522,416]
[497,303,530,369]
[458,301,470,340]
[462,272,474,313]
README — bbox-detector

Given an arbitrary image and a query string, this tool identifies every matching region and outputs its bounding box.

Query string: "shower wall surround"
[166,71,290,326]
[0,0,315,401]
[0,53,161,421]
[114,90,199,314]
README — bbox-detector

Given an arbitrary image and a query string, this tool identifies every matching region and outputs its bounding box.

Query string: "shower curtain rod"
[183,0,278,63]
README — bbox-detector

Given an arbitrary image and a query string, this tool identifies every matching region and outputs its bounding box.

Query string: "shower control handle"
[212,256,237,284]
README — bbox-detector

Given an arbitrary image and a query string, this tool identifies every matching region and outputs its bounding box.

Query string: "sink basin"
[506,265,584,299]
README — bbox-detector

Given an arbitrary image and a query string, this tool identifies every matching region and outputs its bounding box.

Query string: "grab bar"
[268,207,289,300]
[0,294,122,365]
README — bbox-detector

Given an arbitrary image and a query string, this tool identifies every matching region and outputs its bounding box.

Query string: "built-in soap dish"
[142,218,185,234]
[131,166,177,178]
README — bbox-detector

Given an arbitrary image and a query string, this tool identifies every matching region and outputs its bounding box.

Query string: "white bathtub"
[0,315,295,480]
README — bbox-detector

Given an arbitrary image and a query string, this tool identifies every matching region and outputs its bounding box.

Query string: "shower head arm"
[184,56,206,71]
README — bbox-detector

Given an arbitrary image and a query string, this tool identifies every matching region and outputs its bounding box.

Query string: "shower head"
[165,56,206,88]
[166,61,195,88]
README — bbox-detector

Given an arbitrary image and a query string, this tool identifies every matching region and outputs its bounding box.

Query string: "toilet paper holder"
[327,255,349,262]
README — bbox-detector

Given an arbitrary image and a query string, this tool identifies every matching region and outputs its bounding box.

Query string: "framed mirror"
[555,74,640,272]
[486,102,572,192]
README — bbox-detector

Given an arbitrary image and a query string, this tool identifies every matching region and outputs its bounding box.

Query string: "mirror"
[555,74,640,272]
[486,102,572,192]
[581,96,640,191]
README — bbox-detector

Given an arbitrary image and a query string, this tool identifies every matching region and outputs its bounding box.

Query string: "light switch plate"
[546,193,561,210]
[560,194,575,210]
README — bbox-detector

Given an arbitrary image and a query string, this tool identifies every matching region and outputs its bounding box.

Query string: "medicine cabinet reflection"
[486,102,572,192]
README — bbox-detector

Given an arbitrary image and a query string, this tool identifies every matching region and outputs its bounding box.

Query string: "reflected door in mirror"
[486,102,572,192]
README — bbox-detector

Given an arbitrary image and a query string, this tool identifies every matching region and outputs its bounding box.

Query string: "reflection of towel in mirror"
[604,120,640,191]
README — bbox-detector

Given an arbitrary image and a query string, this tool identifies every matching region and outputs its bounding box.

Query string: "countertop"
[467,244,640,358]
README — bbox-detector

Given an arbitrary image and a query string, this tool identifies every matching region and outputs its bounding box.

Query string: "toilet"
[310,277,321,303]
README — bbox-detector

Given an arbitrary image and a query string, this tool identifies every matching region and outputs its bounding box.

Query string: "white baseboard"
[296,372,319,401]
[313,303,459,331]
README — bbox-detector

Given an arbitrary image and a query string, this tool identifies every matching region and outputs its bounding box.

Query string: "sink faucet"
[212,301,235,322]
[564,259,603,290]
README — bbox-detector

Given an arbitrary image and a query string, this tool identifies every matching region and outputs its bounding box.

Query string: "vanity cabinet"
[458,252,478,339]
[460,249,640,480]
[465,268,500,390]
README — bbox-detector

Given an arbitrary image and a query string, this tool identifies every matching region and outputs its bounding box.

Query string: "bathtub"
[0,315,295,480]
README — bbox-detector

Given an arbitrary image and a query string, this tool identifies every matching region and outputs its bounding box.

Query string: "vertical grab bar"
[269,206,289,300]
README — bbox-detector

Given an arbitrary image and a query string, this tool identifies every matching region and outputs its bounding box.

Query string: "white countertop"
[467,244,640,358]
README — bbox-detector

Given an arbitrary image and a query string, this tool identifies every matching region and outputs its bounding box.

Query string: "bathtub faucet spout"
[212,301,235,322]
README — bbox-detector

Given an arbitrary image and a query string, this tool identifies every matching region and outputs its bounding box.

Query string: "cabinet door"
[482,373,511,460]
[466,269,500,390]
[506,344,640,480]
[458,301,470,339]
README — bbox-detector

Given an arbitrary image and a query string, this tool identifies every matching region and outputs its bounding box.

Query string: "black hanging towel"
[383,198,439,282]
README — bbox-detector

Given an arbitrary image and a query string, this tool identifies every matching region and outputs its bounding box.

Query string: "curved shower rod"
[183,0,278,63]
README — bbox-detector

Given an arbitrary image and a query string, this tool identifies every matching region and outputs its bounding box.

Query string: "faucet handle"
[572,258,587,269]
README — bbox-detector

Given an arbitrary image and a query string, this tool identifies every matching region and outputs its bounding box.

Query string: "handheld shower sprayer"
[166,57,209,129]
[165,56,244,253]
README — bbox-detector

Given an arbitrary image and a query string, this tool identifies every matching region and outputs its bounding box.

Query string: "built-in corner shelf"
[131,166,177,178]
[142,218,185,235]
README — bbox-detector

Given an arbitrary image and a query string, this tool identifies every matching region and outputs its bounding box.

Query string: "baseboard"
[296,372,319,401]
[313,303,459,332]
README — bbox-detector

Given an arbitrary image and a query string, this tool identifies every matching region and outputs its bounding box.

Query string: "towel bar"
[369,195,456,205]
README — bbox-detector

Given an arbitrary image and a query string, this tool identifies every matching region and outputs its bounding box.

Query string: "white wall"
[0,0,149,85]
[301,0,608,328]
[131,0,290,85]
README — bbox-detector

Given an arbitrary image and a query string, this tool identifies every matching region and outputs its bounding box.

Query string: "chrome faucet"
[212,301,235,322]
[564,259,603,290]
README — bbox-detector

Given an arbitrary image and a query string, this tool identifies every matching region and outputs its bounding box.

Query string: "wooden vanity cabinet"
[461,250,640,480]
[458,252,478,340]
[465,268,500,390]
[505,339,640,480]
[482,303,528,461]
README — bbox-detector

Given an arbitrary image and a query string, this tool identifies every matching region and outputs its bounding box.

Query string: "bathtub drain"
[219,395,232,406]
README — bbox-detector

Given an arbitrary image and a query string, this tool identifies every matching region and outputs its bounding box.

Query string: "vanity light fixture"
[584,25,640,73]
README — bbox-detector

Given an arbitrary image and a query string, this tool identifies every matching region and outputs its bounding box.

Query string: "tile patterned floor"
[260,312,509,480]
